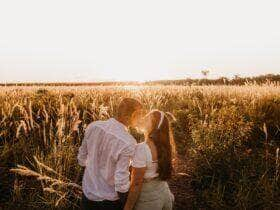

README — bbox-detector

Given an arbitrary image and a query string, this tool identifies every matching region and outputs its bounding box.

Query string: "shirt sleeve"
[131,143,147,168]
[114,143,136,193]
[77,125,91,167]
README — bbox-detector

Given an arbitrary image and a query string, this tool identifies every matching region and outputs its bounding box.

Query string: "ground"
[168,155,195,210]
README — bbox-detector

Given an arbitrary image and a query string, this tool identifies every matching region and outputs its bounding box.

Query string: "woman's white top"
[132,142,159,179]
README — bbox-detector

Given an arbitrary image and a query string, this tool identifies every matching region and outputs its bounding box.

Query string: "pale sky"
[0,0,279,82]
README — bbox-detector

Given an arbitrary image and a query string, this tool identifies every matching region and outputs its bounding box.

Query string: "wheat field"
[0,84,280,209]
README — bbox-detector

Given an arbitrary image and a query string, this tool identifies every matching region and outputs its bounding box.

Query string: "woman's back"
[131,142,174,210]
[124,110,174,210]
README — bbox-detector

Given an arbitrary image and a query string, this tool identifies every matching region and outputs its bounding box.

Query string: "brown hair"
[148,110,174,180]
[117,98,142,125]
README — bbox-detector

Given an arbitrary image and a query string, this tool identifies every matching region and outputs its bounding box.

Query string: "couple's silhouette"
[77,98,174,210]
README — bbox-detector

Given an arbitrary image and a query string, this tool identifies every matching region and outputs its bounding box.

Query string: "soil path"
[168,155,195,210]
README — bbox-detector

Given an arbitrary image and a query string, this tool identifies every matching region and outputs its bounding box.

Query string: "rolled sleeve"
[114,144,135,193]
[77,139,87,166]
[77,126,92,167]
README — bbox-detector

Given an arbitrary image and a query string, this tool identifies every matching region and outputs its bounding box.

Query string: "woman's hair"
[147,110,175,180]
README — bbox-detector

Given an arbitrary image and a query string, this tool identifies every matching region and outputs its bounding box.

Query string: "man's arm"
[77,125,92,167]
[114,144,135,206]
[75,123,92,184]
[77,135,88,167]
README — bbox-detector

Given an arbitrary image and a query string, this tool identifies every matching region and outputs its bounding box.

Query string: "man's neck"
[115,116,129,127]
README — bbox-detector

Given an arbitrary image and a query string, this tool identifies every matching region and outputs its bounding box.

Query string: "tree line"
[1,74,279,86]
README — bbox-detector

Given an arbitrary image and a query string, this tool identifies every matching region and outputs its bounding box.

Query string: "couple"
[77,98,175,210]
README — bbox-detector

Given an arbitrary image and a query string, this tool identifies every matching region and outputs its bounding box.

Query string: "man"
[77,98,143,210]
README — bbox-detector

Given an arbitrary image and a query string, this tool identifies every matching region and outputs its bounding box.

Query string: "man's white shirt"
[77,118,137,201]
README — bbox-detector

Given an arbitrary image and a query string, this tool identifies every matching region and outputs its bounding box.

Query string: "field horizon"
[1,73,279,87]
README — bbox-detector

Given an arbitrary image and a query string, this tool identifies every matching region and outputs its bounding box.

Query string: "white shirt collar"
[109,118,128,131]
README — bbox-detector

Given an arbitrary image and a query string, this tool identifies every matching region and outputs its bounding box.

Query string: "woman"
[124,110,175,210]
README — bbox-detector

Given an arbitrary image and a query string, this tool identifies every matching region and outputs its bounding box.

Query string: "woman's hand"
[71,112,82,144]
[72,112,82,132]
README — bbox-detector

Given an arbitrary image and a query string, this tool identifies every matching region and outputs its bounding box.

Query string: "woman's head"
[141,110,175,180]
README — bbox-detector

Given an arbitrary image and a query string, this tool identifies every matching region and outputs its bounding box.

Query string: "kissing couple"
[77,98,175,210]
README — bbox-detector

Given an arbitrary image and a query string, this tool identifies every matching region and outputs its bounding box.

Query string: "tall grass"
[0,85,279,209]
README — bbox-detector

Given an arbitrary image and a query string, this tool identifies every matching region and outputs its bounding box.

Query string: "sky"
[0,0,280,82]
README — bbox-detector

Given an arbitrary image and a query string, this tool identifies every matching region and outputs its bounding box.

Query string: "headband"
[157,111,165,129]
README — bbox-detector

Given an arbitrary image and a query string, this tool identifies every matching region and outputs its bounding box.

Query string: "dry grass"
[0,84,280,209]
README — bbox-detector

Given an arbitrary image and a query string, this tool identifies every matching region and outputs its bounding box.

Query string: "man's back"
[78,118,137,201]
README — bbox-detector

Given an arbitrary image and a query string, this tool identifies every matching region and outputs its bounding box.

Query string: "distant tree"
[218,77,229,85]
[201,69,210,78]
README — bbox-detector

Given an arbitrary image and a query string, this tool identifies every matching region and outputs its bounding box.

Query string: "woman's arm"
[124,167,146,210]
[71,115,82,144]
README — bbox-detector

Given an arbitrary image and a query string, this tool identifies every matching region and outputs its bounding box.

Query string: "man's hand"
[117,191,128,209]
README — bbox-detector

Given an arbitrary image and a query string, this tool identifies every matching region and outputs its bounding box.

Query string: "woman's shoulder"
[136,141,147,147]
[132,142,148,168]
[135,142,149,152]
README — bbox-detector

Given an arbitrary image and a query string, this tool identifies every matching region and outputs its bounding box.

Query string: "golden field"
[0,84,280,209]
